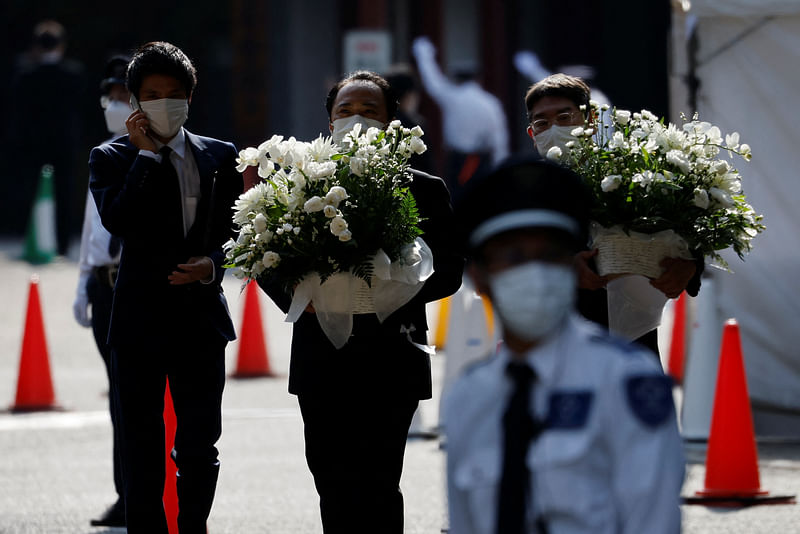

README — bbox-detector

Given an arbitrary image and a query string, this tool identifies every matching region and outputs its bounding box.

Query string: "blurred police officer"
[444,157,685,534]
[73,55,131,528]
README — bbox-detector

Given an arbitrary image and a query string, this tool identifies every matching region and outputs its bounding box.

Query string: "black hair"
[325,70,398,120]
[524,73,591,122]
[126,41,197,100]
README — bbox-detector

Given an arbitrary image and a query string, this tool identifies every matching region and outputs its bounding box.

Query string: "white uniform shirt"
[76,135,122,299]
[443,314,685,534]
[413,47,509,164]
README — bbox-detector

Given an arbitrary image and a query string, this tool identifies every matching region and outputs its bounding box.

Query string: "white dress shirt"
[443,314,685,534]
[413,46,509,164]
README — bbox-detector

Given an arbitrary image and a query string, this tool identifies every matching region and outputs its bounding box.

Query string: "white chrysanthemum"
[601,175,623,192]
[329,216,348,236]
[323,205,337,218]
[233,182,274,225]
[389,119,402,130]
[338,229,352,242]
[262,251,280,268]
[307,134,337,162]
[306,161,337,180]
[410,125,424,137]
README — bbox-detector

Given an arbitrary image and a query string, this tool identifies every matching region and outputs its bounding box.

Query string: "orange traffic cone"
[667,292,687,384]
[164,379,178,534]
[11,275,60,412]
[232,281,274,378]
[685,319,795,506]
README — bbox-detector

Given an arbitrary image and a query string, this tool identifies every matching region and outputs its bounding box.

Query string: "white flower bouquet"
[549,103,765,275]
[224,121,432,348]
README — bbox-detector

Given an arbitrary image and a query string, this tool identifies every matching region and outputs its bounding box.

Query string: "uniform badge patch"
[626,375,674,427]
[545,391,593,429]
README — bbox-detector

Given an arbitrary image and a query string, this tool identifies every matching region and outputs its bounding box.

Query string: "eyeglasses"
[530,111,582,134]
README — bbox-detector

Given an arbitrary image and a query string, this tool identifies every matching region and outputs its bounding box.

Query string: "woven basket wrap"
[352,277,375,314]
[589,222,693,279]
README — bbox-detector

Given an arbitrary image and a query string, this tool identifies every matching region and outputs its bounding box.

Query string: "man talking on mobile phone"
[89,41,242,534]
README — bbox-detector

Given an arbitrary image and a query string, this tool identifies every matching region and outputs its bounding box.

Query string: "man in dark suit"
[89,42,242,534]
[259,71,464,533]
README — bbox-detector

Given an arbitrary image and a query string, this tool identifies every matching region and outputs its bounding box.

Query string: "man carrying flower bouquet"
[256,70,464,533]
[89,42,242,533]
[524,73,702,355]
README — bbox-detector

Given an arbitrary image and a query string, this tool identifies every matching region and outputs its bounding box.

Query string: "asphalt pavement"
[0,239,797,533]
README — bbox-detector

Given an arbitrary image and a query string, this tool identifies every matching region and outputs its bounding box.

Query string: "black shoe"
[90,500,126,527]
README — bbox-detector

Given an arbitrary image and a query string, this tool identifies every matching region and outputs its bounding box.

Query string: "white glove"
[73,294,92,327]
[412,36,436,59]
[513,50,551,82]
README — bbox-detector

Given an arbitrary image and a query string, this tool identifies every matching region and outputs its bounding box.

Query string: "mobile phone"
[129,94,142,111]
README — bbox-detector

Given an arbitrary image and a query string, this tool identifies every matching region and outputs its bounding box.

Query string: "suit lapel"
[185,131,218,249]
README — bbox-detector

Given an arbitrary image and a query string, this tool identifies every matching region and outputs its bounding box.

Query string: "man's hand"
[412,36,436,59]
[574,249,609,290]
[169,256,214,285]
[126,109,158,153]
[650,257,696,299]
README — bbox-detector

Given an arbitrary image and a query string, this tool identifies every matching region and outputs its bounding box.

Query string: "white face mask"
[104,99,132,135]
[534,124,578,158]
[330,114,385,144]
[138,98,189,138]
[489,261,576,342]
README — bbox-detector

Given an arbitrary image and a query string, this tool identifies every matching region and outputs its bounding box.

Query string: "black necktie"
[159,146,184,237]
[497,361,543,534]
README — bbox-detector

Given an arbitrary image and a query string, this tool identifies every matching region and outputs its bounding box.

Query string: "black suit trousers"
[111,322,226,534]
[298,388,418,534]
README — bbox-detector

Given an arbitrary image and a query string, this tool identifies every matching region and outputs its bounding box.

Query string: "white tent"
[677,0,800,435]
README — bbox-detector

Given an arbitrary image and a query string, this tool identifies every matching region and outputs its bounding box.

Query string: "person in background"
[258,70,464,533]
[445,156,684,534]
[73,54,131,529]
[89,42,242,533]
[5,20,86,254]
[411,36,508,201]
[524,73,701,355]
[384,64,434,174]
